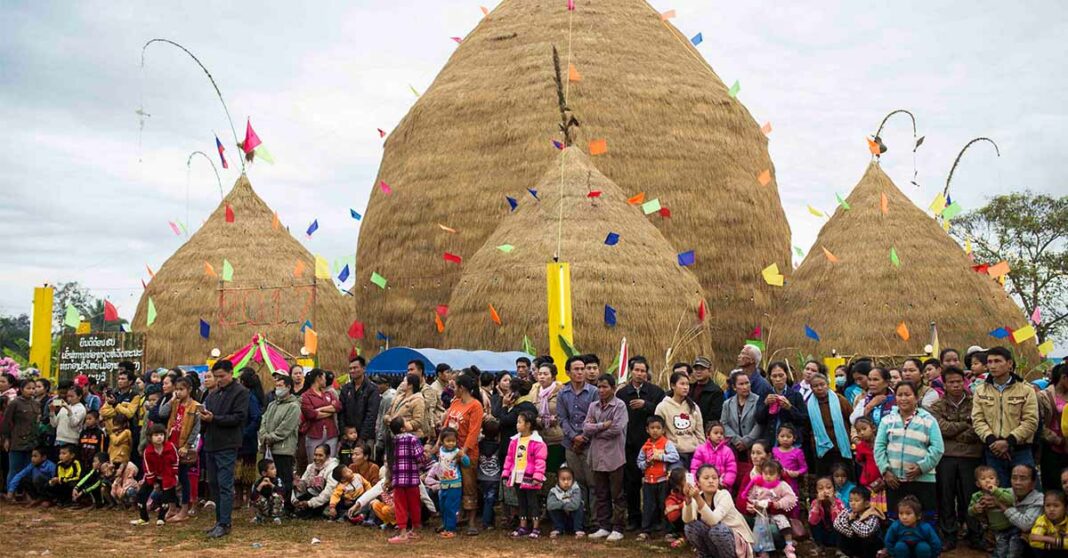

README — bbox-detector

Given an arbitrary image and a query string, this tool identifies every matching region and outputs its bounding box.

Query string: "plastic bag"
[753,514,777,553]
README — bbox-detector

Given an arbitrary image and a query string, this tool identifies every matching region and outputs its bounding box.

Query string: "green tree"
[0,314,31,364]
[51,281,94,333]
[85,299,128,332]
[952,191,1067,344]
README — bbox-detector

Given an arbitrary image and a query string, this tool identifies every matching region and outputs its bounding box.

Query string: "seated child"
[131,423,178,526]
[6,446,57,506]
[808,476,844,551]
[107,414,132,466]
[969,464,1017,555]
[337,426,359,468]
[251,458,285,524]
[72,452,109,508]
[664,468,687,546]
[477,419,501,530]
[885,496,942,558]
[328,462,371,521]
[833,486,884,558]
[50,444,83,506]
[742,460,799,558]
[546,466,585,539]
[110,459,139,508]
[78,410,108,467]
[832,462,856,510]
[637,415,680,540]
[1030,489,1068,556]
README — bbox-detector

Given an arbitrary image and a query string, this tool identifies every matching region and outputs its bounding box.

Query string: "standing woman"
[721,371,763,491]
[300,369,341,461]
[385,373,428,442]
[760,362,808,447]
[850,367,895,429]
[1038,363,1068,491]
[874,381,944,524]
[490,372,512,419]
[656,372,705,471]
[259,373,301,514]
[792,360,824,403]
[900,359,939,410]
[532,363,565,476]
[2,380,39,494]
[843,360,872,408]
[805,373,854,477]
[236,369,264,508]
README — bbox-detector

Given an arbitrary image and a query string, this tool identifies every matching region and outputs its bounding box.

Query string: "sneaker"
[575,531,586,538]
[636,533,649,541]
[272,517,282,525]
[206,525,231,539]
[130,519,149,526]
[588,529,610,539]
[606,531,624,542]
[156,519,166,526]
[388,534,410,544]
[550,530,561,539]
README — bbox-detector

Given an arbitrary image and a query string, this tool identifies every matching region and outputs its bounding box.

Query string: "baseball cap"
[693,356,712,369]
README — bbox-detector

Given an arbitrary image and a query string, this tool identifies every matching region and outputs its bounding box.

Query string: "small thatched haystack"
[131,175,352,373]
[443,148,711,378]
[354,0,790,367]
[770,163,1040,366]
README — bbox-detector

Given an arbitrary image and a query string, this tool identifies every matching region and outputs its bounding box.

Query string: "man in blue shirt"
[724,344,772,400]
[557,355,598,516]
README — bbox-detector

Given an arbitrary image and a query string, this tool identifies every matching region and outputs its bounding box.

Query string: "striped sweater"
[873,408,944,483]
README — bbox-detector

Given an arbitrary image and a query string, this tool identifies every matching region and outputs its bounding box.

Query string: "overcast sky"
[2,1,1065,350]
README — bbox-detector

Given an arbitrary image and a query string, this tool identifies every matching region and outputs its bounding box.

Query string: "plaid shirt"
[389,433,425,487]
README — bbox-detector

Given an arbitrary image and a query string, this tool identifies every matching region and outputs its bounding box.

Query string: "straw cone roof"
[770,163,1040,367]
[354,0,790,368]
[131,175,352,373]
[443,148,711,376]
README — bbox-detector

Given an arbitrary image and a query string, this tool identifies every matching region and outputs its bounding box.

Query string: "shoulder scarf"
[807,393,852,459]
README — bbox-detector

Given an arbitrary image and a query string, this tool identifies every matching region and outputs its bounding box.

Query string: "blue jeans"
[178,463,192,505]
[995,527,1025,558]
[479,480,498,527]
[985,446,1037,488]
[207,449,237,527]
[889,541,934,558]
[6,450,30,492]
[548,508,585,534]
[440,486,462,532]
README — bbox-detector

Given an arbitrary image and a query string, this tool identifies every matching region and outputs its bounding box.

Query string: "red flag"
[436,305,449,317]
[347,320,366,340]
[443,252,462,264]
[141,278,147,289]
[225,204,235,223]
[659,207,672,218]
[215,135,229,169]
[243,118,262,154]
[377,128,386,138]
[697,300,706,322]
[972,263,989,274]
[587,190,602,198]
[104,300,119,322]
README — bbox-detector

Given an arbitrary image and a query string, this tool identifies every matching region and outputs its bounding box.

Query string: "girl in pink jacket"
[689,421,737,489]
[501,411,548,538]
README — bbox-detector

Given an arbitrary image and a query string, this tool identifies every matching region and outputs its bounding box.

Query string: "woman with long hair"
[656,372,705,471]
[850,367,896,429]
[721,371,763,490]
[235,368,265,507]
[300,369,341,462]
[385,373,429,442]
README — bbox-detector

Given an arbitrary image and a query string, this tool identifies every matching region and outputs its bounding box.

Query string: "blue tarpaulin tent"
[366,347,531,376]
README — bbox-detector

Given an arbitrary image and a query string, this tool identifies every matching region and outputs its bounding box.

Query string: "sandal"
[670,538,686,549]
[510,527,530,538]
[528,529,540,539]
[465,526,480,536]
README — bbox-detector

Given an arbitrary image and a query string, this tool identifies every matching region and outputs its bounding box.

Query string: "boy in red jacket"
[131,423,179,526]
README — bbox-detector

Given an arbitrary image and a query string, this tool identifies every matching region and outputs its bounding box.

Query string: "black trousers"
[641,481,668,533]
[273,454,296,512]
[623,448,642,527]
[936,455,980,541]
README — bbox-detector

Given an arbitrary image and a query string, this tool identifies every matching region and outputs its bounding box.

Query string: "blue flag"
[199,319,210,339]
[677,250,695,267]
[989,327,1010,339]
[301,320,312,333]
[805,325,821,341]
[350,209,362,221]
[604,232,620,246]
[306,219,319,236]
[528,188,539,200]
[215,135,229,169]
[376,331,390,341]
[604,304,617,327]
[691,32,703,46]
[338,264,350,283]
[507,196,518,211]
[552,140,564,150]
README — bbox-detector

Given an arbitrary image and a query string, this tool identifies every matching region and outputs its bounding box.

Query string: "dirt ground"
[0,504,988,557]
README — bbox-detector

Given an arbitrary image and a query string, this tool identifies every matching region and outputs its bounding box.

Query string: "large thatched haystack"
[770,163,1040,366]
[354,0,790,368]
[443,148,711,377]
[131,175,351,373]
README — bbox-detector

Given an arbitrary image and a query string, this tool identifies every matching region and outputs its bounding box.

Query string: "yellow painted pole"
[546,262,574,382]
[30,286,54,378]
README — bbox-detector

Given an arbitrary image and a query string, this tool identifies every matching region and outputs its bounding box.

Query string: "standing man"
[339,355,381,451]
[515,357,533,383]
[724,345,772,400]
[557,356,598,514]
[422,362,453,431]
[690,357,724,430]
[200,359,250,538]
[971,346,1039,487]
[929,366,982,552]
[583,354,601,384]
[616,355,665,531]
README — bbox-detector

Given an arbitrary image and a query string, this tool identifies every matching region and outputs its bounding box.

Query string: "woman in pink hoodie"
[689,421,737,490]
[501,411,548,538]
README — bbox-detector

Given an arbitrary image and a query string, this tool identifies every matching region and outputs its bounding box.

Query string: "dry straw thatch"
[770,163,1040,368]
[354,0,790,368]
[131,175,352,374]
[443,148,711,378]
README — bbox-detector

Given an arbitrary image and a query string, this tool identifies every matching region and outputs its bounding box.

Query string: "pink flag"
[380,180,393,194]
[1032,306,1042,324]
[567,0,575,10]
[451,37,463,44]
[168,221,181,235]
[243,118,262,154]
[377,128,386,138]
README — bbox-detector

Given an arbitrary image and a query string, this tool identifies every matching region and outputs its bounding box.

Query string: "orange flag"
[294,259,305,277]
[761,122,773,135]
[272,211,280,230]
[568,63,582,82]
[627,192,646,205]
[880,193,888,215]
[757,169,772,186]
[661,9,676,20]
[987,261,1011,278]
[480,5,489,16]
[489,304,502,326]
[822,246,839,263]
[304,327,318,354]
[435,313,445,333]
[896,321,910,341]
[438,223,457,233]
[204,261,217,277]
[867,137,880,155]
[589,138,607,156]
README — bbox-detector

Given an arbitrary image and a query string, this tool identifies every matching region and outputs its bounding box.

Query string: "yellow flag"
[761,263,784,287]
[1038,340,1054,356]
[807,205,824,218]
[1012,325,1036,344]
[929,193,947,215]
[314,255,330,279]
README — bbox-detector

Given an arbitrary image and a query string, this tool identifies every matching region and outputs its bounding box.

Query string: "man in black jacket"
[690,357,724,430]
[616,355,665,531]
[199,359,249,538]
[339,355,381,448]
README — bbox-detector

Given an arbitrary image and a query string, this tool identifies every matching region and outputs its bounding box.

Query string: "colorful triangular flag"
[890,247,900,268]
[627,192,645,205]
[350,209,362,221]
[379,181,393,195]
[221,259,234,282]
[880,193,889,215]
[1012,325,1036,344]
[677,250,695,267]
[370,271,387,289]
[568,63,582,82]
[896,321,910,341]
[496,244,515,253]
[304,327,318,354]
[836,193,850,210]
[435,313,445,334]
[604,232,620,246]
[348,320,365,340]
[146,297,157,327]
[489,304,502,326]
[64,305,79,328]
[338,264,350,283]
[315,255,331,279]
[641,198,662,215]
[506,196,518,211]
[103,300,118,322]
[215,135,229,169]
[822,246,839,263]
[443,252,462,264]
[697,300,707,322]
[436,305,449,317]
[728,80,741,98]
[989,327,1010,339]
[691,32,703,46]
[757,169,772,186]
[589,138,607,156]
[527,188,539,200]
[225,204,234,223]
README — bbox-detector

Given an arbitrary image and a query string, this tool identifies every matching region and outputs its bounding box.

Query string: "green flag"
[836,193,851,210]
[941,201,963,220]
[558,334,579,358]
[793,246,804,258]
[222,259,234,282]
[147,298,157,326]
[64,305,80,328]
[522,335,536,356]
[370,272,387,289]
[890,247,900,268]
[728,80,741,98]
[496,244,515,253]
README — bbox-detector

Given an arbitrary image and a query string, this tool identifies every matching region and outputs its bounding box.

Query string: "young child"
[337,425,360,467]
[1061,467,1068,495]
[885,496,942,558]
[637,415,680,540]
[1030,490,1068,555]
[833,486,884,558]
[131,423,178,526]
[251,458,285,524]
[502,410,547,538]
[6,446,57,506]
[772,424,807,513]
[968,464,1016,554]
[328,462,372,521]
[108,413,132,466]
[110,459,139,508]
[78,410,108,467]
[742,459,799,558]
[664,467,687,547]
[385,416,427,544]
[50,443,83,506]
[434,426,471,539]
[690,421,737,490]
[832,462,856,509]
[476,419,501,530]
[808,476,843,555]
[72,452,109,508]
[852,417,884,511]
[546,466,585,539]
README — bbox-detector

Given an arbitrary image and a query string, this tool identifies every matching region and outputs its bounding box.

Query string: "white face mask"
[275,387,289,398]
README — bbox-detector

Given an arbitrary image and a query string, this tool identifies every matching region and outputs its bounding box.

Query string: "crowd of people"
[2,344,1067,558]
